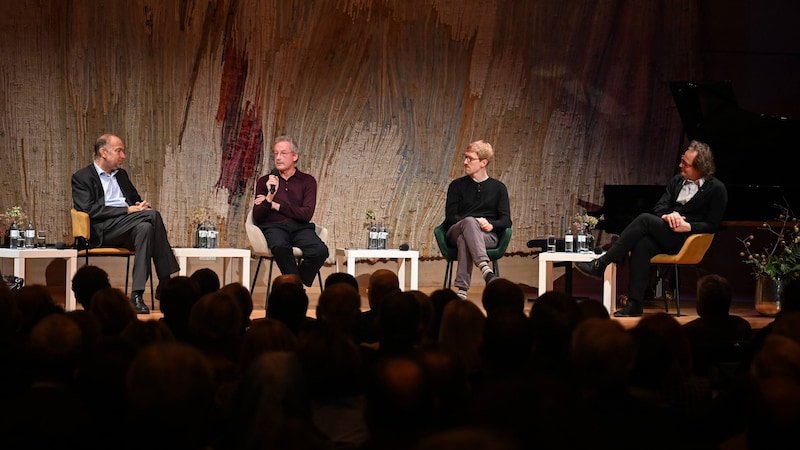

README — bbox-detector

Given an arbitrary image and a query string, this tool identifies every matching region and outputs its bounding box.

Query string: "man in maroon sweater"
[252,136,328,287]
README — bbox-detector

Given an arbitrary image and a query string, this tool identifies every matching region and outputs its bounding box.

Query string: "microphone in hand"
[269,168,279,195]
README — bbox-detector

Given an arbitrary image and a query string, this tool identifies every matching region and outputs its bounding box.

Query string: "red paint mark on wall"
[215,38,263,203]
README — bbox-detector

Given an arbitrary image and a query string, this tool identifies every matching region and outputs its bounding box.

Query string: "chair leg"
[124,256,131,296]
[149,276,155,310]
[443,261,454,288]
[316,270,323,292]
[266,259,275,307]
[674,264,681,317]
[251,257,264,294]
[492,260,500,276]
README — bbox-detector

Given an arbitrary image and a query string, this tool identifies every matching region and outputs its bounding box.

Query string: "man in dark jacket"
[72,133,179,314]
[576,140,727,316]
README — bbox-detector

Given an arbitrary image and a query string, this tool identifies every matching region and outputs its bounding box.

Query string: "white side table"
[0,248,79,311]
[172,248,251,286]
[537,251,617,313]
[335,248,420,291]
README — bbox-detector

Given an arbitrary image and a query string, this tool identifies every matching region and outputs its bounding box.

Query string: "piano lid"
[670,80,800,221]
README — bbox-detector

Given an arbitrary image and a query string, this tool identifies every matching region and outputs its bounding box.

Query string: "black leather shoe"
[575,258,605,279]
[613,301,643,317]
[483,271,499,284]
[132,292,150,315]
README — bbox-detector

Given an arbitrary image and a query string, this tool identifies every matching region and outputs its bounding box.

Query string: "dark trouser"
[445,217,499,291]
[259,222,329,287]
[604,213,686,303]
[100,209,180,293]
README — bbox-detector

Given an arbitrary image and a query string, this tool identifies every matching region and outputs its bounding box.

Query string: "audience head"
[364,355,435,448]
[157,275,202,342]
[629,312,693,387]
[15,284,62,335]
[272,273,303,292]
[71,265,111,310]
[266,281,310,336]
[88,287,137,338]
[438,299,486,374]
[297,324,363,401]
[696,273,733,318]
[324,271,360,293]
[316,282,362,337]
[367,269,400,311]
[409,290,435,345]
[481,278,525,316]
[188,291,243,359]
[220,282,254,331]
[0,279,19,340]
[377,290,421,354]
[231,351,314,448]
[528,290,580,364]
[27,313,83,383]
[190,268,220,296]
[748,311,800,449]
[482,309,534,375]
[126,342,217,449]
[239,318,298,372]
[121,319,175,350]
[576,299,610,322]
[427,288,460,341]
[570,317,636,389]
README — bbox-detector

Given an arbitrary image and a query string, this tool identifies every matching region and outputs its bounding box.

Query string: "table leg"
[397,258,406,290]
[602,263,617,313]
[178,256,189,276]
[538,259,554,298]
[347,256,356,277]
[410,256,419,290]
[13,257,25,280]
[65,255,78,311]
[240,256,250,289]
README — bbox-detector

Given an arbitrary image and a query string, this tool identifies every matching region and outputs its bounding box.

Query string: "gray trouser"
[101,209,180,292]
[445,217,498,291]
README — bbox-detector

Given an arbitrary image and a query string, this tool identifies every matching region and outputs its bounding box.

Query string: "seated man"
[442,140,511,300]
[575,140,727,317]
[72,133,180,314]
[252,135,329,287]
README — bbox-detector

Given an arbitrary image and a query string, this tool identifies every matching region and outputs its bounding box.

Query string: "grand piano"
[593,80,800,234]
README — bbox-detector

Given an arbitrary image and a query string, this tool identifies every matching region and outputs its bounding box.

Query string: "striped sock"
[479,262,491,276]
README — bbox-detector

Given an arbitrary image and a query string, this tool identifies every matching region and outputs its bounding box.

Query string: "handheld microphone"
[269,168,279,195]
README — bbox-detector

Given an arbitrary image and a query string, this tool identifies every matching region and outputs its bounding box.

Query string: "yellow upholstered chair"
[650,233,715,317]
[70,208,154,308]
[434,224,513,289]
[245,209,328,301]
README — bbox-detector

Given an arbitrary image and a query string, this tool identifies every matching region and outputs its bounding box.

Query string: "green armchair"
[434,223,513,288]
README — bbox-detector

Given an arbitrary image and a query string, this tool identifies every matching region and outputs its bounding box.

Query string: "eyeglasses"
[679,158,694,168]
[464,155,482,162]
[273,151,293,158]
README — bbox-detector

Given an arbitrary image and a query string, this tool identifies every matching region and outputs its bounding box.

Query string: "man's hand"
[477,217,494,232]
[662,211,691,232]
[128,201,152,213]
[255,194,268,206]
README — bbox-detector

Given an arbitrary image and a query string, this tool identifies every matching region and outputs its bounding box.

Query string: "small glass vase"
[754,275,784,317]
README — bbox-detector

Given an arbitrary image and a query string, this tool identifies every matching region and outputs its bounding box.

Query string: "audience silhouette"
[1,264,790,450]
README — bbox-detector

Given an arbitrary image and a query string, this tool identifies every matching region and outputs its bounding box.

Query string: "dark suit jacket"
[71,164,143,247]
[652,174,728,234]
